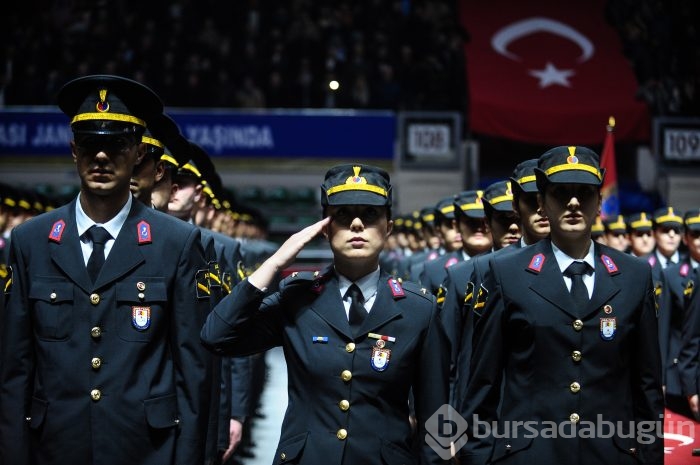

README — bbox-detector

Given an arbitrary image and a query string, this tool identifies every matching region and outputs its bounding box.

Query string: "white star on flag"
[529,62,575,88]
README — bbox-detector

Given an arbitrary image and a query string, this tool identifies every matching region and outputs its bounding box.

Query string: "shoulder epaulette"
[398,278,434,302]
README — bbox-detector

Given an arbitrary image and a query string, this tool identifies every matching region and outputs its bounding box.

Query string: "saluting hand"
[248,217,331,290]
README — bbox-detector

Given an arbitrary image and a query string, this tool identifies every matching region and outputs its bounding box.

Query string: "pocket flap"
[380,440,417,465]
[29,397,48,430]
[144,394,178,429]
[116,280,167,302]
[29,281,73,303]
[491,436,534,462]
[273,431,308,464]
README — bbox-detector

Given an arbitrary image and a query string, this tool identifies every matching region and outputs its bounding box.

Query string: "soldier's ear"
[386,220,394,238]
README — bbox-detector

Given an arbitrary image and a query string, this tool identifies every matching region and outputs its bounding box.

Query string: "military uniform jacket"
[678,267,700,397]
[421,251,462,297]
[201,266,450,465]
[458,239,663,465]
[660,259,696,397]
[0,198,213,465]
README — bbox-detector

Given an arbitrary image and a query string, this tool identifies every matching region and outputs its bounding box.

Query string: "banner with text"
[0,108,396,159]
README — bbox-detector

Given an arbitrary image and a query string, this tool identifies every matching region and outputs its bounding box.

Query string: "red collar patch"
[647,255,656,268]
[48,220,66,243]
[680,263,690,277]
[601,255,619,274]
[388,278,405,298]
[137,220,151,244]
[528,253,545,273]
[445,257,459,268]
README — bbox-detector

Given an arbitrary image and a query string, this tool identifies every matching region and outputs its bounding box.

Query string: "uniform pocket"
[29,280,74,341]
[28,397,49,430]
[115,279,167,342]
[273,431,308,464]
[380,440,418,465]
[143,394,179,429]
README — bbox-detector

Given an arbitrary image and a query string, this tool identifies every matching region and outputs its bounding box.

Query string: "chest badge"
[132,306,151,330]
[600,317,616,341]
[370,346,391,372]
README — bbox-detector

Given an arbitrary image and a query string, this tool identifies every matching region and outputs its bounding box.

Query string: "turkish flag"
[460,0,650,145]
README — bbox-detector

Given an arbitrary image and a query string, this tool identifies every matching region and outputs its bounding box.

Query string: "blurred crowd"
[1,0,467,112]
[2,1,699,117]
[606,0,700,116]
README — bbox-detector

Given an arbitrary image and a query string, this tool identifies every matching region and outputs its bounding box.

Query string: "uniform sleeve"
[171,228,214,465]
[632,269,665,464]
[457,256,505,465]
[679,268,700,397]
[200,279,285,356]
[439,266,464,406]
[0,229,32,465]
[413,297,451,465]
[657,269,672,387]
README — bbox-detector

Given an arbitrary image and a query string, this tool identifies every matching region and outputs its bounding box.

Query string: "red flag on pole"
[600,116,619,219]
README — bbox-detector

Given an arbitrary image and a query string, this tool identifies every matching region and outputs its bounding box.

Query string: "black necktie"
[565,261,591,304]
[346,284,366,334]
[86,226,111,283]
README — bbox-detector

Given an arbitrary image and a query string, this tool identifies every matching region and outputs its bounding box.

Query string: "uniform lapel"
[528,240,580,319]
[357,273,403,337]
[49,202,92,293]
[309,271,354,340]
[92,201,146,289]
[584,245,621,319]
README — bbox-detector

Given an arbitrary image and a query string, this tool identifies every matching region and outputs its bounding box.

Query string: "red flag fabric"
[665,409,700,465]
[600,117,619,219]
[460,0,650,145]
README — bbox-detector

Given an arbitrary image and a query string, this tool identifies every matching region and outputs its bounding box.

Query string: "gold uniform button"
[569,413,580,423]
[341,370,352,382]
[90,389,102,401]
[336,428,348,440]
[90,293,100,305]
[570,381,581,393]
[339,400,350,411]
[345,342,355,353]
[137,281,146,291]
[571,350,582,362]
[50,292,57,301]
[91,327,102,338]
[91,357,102,369]
[572,319,583,331]
[280,452,287,461]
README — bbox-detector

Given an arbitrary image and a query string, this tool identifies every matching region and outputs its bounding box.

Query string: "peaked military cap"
[147,113,185,167]
[453,190,485,218]
[321,164,391,207]
[591,215,605,237]
[433,196,457,223]
[483,180,514,212]
[57,74,163,136]
[653,207,683,228]
[684,209,700,232]
[604,215,627,233]
[627,212,653,232]
[420,207,436,227]
[510,159,539,193]
[535,146,605,191]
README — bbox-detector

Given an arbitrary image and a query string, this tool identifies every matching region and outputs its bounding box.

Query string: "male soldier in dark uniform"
[602,214,629,252]
[420,196,465,294]
[0,75,213,465]
[457,146,663,465]
[591,215,606,244]
[201,164,450,465]
[661,209,700,418]
[626,212,655,257]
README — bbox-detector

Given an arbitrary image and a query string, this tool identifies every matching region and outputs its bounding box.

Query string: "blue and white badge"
[132,306,151,330]
[370,346,391,372]
[600,317,616,341]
